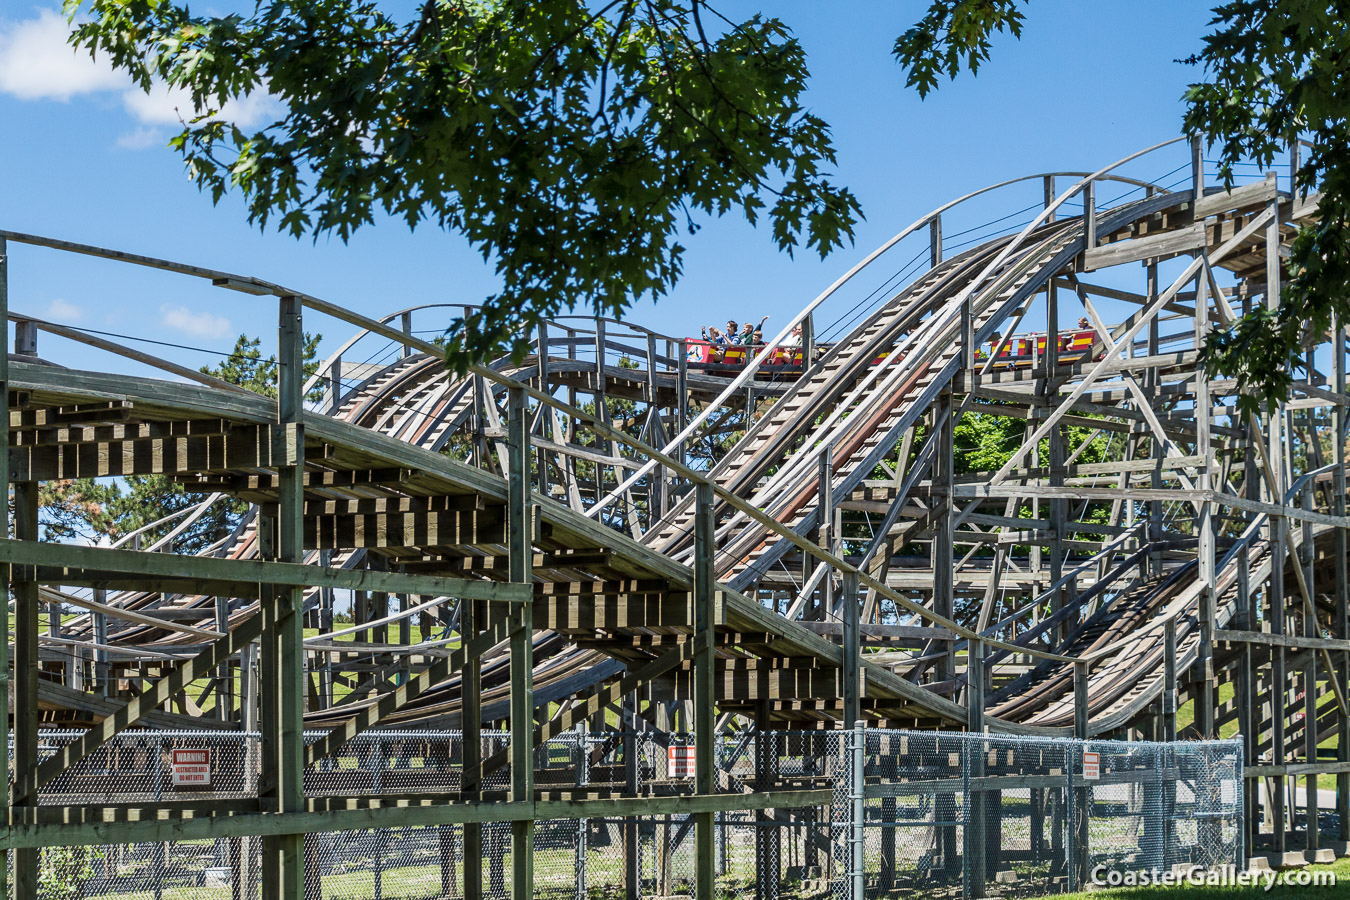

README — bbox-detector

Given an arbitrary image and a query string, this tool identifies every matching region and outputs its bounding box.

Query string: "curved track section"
[4,140,1342,757]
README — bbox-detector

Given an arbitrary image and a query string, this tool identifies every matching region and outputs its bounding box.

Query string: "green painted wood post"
[1265,171,1289,856]
[1335,316,1350,841]
[0,234,10,900]
[965,638,986,900]
[463,592,483,900]
[1073,661,1090,888]
[1194,207,1216,742]
[841,569,860,730]
[261,294,306,900]
[12,481,38,900]
[508,386,534,899]
[693,481,715,900]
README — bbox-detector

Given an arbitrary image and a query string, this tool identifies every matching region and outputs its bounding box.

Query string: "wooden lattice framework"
[0,135,1346,899]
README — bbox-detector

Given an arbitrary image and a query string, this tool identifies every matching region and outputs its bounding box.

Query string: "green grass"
[1176,681,1345,792]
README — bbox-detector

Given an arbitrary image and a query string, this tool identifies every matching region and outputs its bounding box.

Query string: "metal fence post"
[1236,741,1246,869]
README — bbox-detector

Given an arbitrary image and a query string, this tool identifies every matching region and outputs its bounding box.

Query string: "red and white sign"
[668,745,695,778]
[1083,750,1100,781]
[172,748,212,788]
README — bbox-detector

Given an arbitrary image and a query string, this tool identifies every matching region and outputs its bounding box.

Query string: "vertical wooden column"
[1335,319,1350,841]
[1235,549,1257,855]
[930,216,943,268]
[818,447,834,622]
[1162,618,1177,743]
[260,294,306,900]
[841,570,860,729]
[0,235,10,900]
[13,482,38,900]
[1145,260,1163,578]
[754,699,779,900]
[966,638,986,900]
[675,341,688,469]
[593,321,608,508]
[1194,236,1216,740]
[1071,662,1091,888]
[93,589,109,697]
[622,692,640,900]
[1082,181,1096,248]
[239,641,260,900]
[1044,280,1066,639]
[931,395,957,873]
[462,594,483,900]
[693,481,716,900]
[216,595,233,720]
[400,311,413,357]
[1265,179,1288,856]
[507,386,534,900]
[932,399,954,678]
[1299,345,1318,856]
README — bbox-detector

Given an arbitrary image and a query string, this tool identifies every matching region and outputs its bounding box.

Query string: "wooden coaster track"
[0,136,1345,873]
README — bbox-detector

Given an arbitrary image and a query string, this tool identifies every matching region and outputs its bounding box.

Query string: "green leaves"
[198,332,324,400]
[1183,0,1350,413]
[66,0,862,374]
[893,0,1027,99]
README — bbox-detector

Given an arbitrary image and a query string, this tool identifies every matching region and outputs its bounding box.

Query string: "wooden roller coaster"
[0,135,1345,898]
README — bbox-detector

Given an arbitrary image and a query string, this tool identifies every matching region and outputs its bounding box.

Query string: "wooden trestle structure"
[0,135,1346,897]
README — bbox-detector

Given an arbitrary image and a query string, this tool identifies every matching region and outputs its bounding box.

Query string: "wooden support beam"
[693,481,716,900]
[478,643,695,786]
[305,610,519,767]
[842,569,861,726]
[533,589,703,632]
[0,235,10,900]
[229,467,412,492]
[0,789,838,849]
[13,481,38,900]
[0,538,527,602]
[1082,222,1206,270]
[507,386,534,900]
[261,294,305,900]
[7,426,291,481]
[299,505,506,549]
[1215,629,1350,652]
[29,611,265,796]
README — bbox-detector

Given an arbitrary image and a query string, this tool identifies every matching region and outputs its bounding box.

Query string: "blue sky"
[0,1,1232,375]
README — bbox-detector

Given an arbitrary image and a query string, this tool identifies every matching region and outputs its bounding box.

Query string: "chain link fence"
[18,728,1241,900]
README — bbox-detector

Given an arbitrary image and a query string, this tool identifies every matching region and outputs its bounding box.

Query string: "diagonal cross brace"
[303,608,522,768]
[475,640,696,785]
[27,610,267,801]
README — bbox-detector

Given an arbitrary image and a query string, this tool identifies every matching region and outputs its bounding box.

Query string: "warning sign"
[171,748,212,788]
[668,746,695,778]
[1082,750,1100,781]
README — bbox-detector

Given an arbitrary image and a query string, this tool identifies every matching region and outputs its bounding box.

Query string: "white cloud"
[121,82,280,128]
[0,8,281,144]
[115,125,164,150]
[0,8,126,101]
[121,82,195,126]
[161,304,232,341]
[41,298,82,322]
